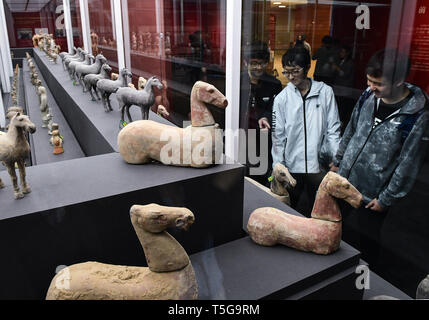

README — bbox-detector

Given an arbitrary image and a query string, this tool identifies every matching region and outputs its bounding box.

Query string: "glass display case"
[122,0,226,128]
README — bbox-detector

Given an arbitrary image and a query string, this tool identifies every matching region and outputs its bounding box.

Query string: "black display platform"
[189,179,362,300]
[33,49,173,157]
[0,153,244,299]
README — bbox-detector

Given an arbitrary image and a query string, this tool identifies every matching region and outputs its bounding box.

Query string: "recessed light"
[279,5,286,8]
[273,2,282,4]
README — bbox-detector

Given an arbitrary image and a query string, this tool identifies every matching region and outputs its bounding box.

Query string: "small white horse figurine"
[0,113,36,199]
[117,81,228,168]
[46,204,197,300]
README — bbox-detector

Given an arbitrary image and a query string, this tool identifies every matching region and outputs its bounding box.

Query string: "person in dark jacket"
[240,41,282,185]
[330,49,429,268]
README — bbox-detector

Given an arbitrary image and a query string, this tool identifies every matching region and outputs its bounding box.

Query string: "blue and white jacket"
[271,79,341,174]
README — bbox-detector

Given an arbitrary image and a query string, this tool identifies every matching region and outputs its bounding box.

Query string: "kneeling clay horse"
[247,172,363,255]
[117,81,228,168]
[46,204,197,300]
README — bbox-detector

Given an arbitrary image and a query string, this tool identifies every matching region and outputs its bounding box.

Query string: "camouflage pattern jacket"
[334,83,429,207]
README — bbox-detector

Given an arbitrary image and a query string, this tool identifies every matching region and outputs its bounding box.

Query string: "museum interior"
[0,0,428,301]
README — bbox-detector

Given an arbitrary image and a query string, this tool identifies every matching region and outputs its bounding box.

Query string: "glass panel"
[241,0,429,298]
[123,0,226,128]
[88,0,118,70]
[71,0,84,49]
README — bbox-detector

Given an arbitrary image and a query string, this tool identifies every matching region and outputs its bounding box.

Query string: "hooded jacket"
[334,83,429,207]
[272,79,341,174]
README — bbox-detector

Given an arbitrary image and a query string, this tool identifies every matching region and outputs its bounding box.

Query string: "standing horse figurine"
[75,54,107,91]
[83,63,112,101]
[116,76,163,123]
[97,68,132,112]
[70,54,94,83]
[0,113,36,199]
[46,204,198,300]
[117,81,228,168]
[247,172,363,255]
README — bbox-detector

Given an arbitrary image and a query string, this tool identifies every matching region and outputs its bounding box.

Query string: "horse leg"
[88,86,96,101]
[94,86,101,100]
[17,160,31,194]
[120,104,125,123]
[107,93,113,112]
[126,105,133,122]
[6,163,23,199]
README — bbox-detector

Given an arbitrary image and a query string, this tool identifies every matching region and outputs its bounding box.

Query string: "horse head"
[86,54,95,63]
[130,204,194,233]
[271,163,297,194]
[148,77,163,90]
[96,54,107,64]
[101,63,112,73]
[194,81,228,109]
[120,68,133,79]
[10,113,36,134]
[320,172,362,208]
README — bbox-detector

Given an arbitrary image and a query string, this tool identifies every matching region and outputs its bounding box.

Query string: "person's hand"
[258,117,271,130]
[329,162,339,172]
[365,199,387,212]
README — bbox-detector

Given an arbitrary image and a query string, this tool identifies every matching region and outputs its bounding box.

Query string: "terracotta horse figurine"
[0,113,36,199]
[46,204,198,300]
[245,163,297,205]
[247,172,363,255]
[117,81,228,168]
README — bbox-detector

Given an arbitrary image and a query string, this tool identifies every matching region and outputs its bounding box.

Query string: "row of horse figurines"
[58,47,168,124]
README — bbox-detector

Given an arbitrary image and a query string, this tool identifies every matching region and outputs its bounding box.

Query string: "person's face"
[283,64,307,87]
[246,58,267,79]
[367,74,396,99]
[340,48,347,59]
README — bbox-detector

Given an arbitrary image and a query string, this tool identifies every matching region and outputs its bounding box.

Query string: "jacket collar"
[368,83,428,115]
[287,78,323,98]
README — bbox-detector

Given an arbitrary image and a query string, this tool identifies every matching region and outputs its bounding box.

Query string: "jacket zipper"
[303,97,308,173]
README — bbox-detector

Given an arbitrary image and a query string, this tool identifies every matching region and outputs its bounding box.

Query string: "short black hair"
[322,35,333,45]
[243,41,270,62]
[282,46,311,69]
[366,48,411,84]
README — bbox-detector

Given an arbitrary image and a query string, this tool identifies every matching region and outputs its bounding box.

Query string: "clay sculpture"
[117,76,163,123]
[0,113,36,199]
[156,105,170,118]
[51,125,64,155]
[46,204,198,300]
[138,77,147,90]
[65,49,86,76]
[60,47,79,70]
[245,163,296,205]
[75,54,107,90]
[151,79,170,116]
[69,53,94,83]
[417,275,429,299]
[117,81,228,168]
[39,86,53,132]
[247,172,363,255]
[97,68,132,112]
[83,63,112,101]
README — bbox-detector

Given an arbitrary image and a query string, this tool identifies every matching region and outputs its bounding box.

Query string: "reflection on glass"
[124,0,226,128]
[241,0,429,298]
[88,0,118,68]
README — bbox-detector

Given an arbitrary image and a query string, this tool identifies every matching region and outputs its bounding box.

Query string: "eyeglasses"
[249,61,268,68]
[282,67,304,77]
